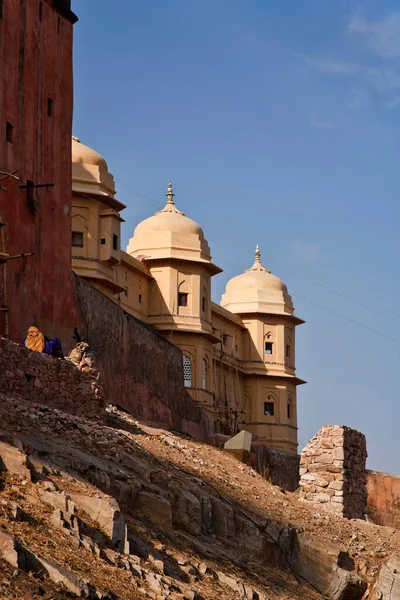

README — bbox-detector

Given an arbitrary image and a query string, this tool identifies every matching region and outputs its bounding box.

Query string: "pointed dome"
[221,246,294,315]
[127,183,219,270]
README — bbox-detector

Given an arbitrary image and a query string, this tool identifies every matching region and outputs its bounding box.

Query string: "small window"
[202,297,206,312]
[202,359,207,389]
[265,342,273,355]
[286,344,291,359]
[72,231,84,248]
[183,355,191,387]
[264,401,274,416]
[25,180,36,215]
[139,294,142,304]
[39,2,42,21]
[0,1,3,18]
[6,122,13,143]
[47,98,53,117]
[100,238,106,245]
[112,234,119,251]
[178,292,188,307]
[57,17,61,33]
[287,400,292,420]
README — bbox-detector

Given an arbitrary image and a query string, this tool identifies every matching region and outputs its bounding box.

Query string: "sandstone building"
[71,138,305,452]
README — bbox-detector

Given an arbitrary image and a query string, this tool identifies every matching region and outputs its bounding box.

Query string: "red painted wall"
[0,0,78,347]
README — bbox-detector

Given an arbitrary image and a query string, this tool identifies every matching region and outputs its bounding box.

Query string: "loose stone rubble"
[299,425,367,519]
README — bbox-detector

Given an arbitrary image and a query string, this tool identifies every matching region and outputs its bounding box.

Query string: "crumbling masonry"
[299,425,367,519]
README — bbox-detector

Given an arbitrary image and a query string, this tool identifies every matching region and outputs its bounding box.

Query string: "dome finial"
[246,244,271,273]
[156,181,185,216]
[166,181,175,205]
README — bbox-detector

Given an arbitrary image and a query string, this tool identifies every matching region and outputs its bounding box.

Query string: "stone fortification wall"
[299,425,367,519]
[0,337,104,421]
[366,471,400,529]
[215,434,300,491]
[254,443,300,492]
[74,275,214,442]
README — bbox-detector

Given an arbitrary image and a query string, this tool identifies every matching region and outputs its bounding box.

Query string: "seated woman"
[23,326,45,353]
[23,326,63,358]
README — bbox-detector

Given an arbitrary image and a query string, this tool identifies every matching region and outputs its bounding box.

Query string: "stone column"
[299,425,367,519]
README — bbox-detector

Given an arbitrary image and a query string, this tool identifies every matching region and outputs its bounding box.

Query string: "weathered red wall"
[367,470,400,529]
[0,0,78,348]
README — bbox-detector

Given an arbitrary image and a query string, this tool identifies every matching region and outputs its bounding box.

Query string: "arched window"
[264,396,274,416]
[183,355,192,387]
[263,394,277,418]
[202,359,207,389]
[264,331,273,356]
[178,280,189,309]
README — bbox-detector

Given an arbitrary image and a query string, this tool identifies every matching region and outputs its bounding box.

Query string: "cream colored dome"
[227,269,288,294]
[71,136,118,199]
[135,211,204,238]
[127,183,214,264]
[221,246,293,315]
[72,136,108,170]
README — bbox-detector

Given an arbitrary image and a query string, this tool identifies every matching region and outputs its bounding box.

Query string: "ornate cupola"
[221,245,295,316]
[127,182,220,273]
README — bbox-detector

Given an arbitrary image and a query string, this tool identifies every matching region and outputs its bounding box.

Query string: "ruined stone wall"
[253,443,300,491]
[74,275,214,442]
[299,425,367,519]
[0,337,104,421]
[366,471,400,529]
[215,434,300,491]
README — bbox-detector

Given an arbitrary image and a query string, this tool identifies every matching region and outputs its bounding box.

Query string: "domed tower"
[221,246,305,453]
[127,183,222,404]
[71,137,126,296]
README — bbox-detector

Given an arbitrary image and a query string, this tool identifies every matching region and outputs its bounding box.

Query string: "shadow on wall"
[73,274,214,443]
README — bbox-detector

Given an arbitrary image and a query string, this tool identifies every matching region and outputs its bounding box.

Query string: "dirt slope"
[0,393,398,599]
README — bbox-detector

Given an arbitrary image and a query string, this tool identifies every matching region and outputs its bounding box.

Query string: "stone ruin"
[0,337,105,421]
[299,425,367,519]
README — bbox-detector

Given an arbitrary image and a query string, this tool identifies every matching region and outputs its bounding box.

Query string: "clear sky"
[72,0,400,473]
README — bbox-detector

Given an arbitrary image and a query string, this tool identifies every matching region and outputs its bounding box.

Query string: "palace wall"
[74,274,214,442]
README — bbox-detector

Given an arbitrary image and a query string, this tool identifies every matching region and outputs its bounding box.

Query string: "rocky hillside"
[0,392,399,599]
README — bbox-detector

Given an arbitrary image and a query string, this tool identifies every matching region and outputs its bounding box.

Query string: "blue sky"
[72,0,400,473]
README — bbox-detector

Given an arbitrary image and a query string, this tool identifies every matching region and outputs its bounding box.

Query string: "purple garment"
[44,338,63,358]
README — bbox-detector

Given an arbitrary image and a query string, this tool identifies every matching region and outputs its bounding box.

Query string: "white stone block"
[224,430,252,452]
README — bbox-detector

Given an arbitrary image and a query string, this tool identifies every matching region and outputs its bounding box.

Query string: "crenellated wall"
[0,337,104,421]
